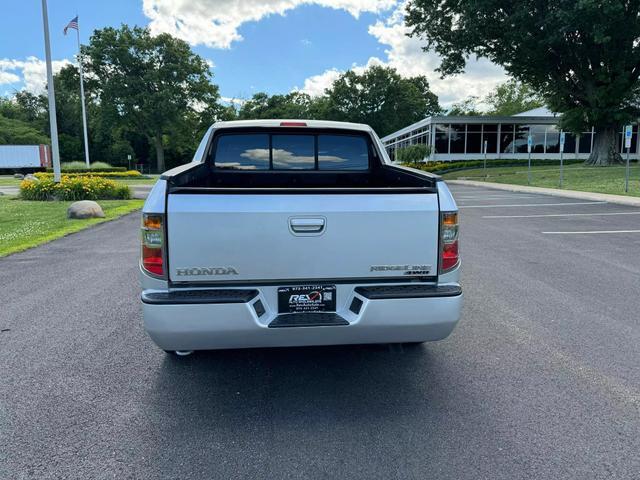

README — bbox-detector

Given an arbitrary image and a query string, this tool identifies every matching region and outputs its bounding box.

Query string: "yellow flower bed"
[20,175,131,201]
[34,170,142,179]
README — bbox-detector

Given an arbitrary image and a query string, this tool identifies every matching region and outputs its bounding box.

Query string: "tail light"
[141,213,165,277]
[439,212,459,274]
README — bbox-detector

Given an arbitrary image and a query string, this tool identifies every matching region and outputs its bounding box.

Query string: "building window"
[546,125,560,153]
[578,131,593,154]
[529,125,546,153]
[563,132,577,154]
[483,124,498,154]
[514,125,529,153]
[466,124,482,154]
[500,124,515,154]
[434,124,449,154]
[450,124,465,154]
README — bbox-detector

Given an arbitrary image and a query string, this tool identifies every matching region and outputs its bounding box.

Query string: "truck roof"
[211,119,375,133]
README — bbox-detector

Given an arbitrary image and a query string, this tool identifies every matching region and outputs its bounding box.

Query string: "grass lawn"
[442,163,640,197]
[0,196,144,257]
[0,175,159,187]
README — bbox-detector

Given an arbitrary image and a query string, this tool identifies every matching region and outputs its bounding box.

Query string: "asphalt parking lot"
[1,184,639,479]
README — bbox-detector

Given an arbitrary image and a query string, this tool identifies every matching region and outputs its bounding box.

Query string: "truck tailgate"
[167,193,439,283]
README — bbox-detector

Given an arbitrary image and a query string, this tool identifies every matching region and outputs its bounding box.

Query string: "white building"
[381,108,638,162]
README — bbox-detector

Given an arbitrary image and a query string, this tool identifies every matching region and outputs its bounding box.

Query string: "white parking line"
[460,201,607,209]
[456,196,541,200]
[542,230,640,235]
[483,212,640,219]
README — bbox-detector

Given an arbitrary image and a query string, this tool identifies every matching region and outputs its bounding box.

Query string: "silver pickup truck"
[140,120,462,356]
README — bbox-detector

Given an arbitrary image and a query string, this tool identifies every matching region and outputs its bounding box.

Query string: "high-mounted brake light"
[280,122,307,127]
[439,211,459,274]
[141,213,165,277]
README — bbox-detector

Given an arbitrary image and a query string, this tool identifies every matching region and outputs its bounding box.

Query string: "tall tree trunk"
[153,133,165,173]
[586,126,622,166]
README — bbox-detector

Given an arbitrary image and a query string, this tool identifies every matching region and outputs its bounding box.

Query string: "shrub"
[35,170,142,179]
[396,144,431,163]
[60,161,114,170]
[20,175,131,201]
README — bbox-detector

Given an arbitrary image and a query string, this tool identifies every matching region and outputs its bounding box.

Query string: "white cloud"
[295,68,341,96]
[142,0,396,49]
[298,4,507,107]
[0,71,20,85]
[366,18,506,107]
[0,57,71,94]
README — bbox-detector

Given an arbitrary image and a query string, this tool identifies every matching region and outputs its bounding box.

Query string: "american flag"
[64,16,78,35]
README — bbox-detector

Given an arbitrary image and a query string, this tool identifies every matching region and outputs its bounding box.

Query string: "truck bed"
[163,162,439,193]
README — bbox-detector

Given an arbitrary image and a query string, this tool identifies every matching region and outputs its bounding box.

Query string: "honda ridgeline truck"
[140,120,462,355]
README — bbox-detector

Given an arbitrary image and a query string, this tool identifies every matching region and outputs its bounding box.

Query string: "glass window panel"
[514,125,530,153]
[434,124,449,154]
[272,135,315,170]
[318,135,369,170]
[450,124,465,154]
[467,123,482,132]
[563,133,576,153]
[530,125,546,153]
[214,134,270,170]
[467,131,482,154]
[483,128,498,154]
[578,132,592,154]
[546,125,560,153]
[500,124,515,154]
[483,123,499,132]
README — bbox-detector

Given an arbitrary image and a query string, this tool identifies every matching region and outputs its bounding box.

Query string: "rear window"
[213,133,370,171]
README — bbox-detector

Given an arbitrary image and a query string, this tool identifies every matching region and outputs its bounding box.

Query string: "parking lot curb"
[447,180,640,207]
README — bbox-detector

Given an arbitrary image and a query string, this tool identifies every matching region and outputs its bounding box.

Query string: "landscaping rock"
[24,174,38,182]
[67,200,105,219]
[13,173,24,179]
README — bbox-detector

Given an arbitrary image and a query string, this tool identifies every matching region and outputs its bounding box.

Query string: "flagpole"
[76,18,91,167]
[40,0,62,183]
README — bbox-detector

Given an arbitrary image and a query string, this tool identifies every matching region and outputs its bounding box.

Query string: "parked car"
[140,120,462,355]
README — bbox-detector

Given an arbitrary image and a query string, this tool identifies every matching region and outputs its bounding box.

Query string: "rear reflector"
[280,122,307,127]
[142,246,164,275]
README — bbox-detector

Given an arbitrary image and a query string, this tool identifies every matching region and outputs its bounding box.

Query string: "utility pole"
[41,0,62,182]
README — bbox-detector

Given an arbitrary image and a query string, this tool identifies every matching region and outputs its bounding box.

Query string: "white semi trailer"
[0,145,51,170]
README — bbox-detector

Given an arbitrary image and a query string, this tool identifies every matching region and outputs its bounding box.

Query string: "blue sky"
[0,0,506,106]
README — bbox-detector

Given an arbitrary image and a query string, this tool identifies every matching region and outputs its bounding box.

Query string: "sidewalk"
[447,180,640,207]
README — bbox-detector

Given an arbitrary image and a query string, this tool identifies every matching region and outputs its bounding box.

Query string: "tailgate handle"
[290,217,326,234]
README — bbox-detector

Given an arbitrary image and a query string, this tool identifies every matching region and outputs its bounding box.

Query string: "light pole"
[41,0,62,182]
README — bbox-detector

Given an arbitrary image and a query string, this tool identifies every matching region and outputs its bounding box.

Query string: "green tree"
[325,65,441,137]
[0,114,49,145]
[84,25,224,172]
[406,0,640,165]
[396,144,431,163]
[485,80,544,116]
[447,96,482,116]
[238,91,323,119]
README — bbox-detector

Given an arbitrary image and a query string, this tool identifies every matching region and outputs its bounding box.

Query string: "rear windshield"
[213,133,370,171]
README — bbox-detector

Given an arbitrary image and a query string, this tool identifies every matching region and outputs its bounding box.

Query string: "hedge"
[46,167,127,173]
[36,170,142,179]
[20,176,131,201]
[402,158,586,174]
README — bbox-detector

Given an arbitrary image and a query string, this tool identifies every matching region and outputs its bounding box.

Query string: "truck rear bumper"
[142,284,462,351]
